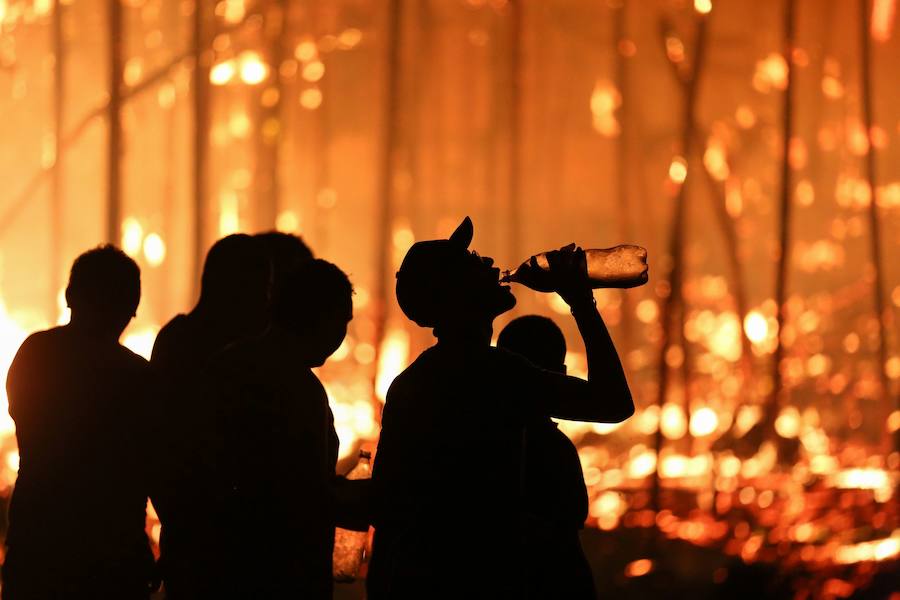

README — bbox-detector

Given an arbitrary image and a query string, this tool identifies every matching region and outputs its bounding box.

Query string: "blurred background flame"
[1,0,899,597]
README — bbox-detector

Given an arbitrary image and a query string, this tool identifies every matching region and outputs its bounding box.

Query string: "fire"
[689,407,719,437]
[624,558,653,577]
[870,0,896,42]
[668,156,688,184]
[375,329,410,403]
[743,310,768,344]
[238,51,268,85]
[834,530,900,564]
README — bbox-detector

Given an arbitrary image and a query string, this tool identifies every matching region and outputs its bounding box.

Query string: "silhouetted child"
[497,315,595,599]
[205,259,353,598]
[369,218,633,599]
[4,246,155,599]
[149,233,271,598]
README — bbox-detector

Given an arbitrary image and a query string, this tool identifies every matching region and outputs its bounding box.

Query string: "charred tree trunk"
[373,0,403,409]
[651,12,709,515]
[858,0,895,448]
[106,0,123,245]
[767,0,796,436]
[192,0,211,296]
[50,0,65,319]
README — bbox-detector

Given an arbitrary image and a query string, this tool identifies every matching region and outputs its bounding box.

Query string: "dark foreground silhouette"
[149,234,272,598]
[4,246,155,599]
[497,315,595,599]
[368,217,633,599]
[206,259,353,598]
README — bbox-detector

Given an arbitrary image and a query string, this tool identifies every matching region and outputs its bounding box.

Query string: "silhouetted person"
[368,218,633,599]
[254,231,314,286]
[205,259,353,598]
[4,246,155,599]
[149,234,270,598]
[497,315,595,599]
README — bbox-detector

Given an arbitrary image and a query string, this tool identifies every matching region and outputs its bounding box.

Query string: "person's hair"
[497,315,567,372]
[198,234,270,307]
[254,231,314,285]
[66,245,140,317]
[273,259,353,331]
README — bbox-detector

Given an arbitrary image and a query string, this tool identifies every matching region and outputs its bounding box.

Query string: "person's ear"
[64,285,73,309]
[561,364,568,375]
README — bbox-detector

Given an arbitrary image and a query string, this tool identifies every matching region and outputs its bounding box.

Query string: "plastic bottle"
[501,245,648,292]
[332,450,372,582]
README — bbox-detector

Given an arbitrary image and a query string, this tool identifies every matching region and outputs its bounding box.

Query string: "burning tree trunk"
[613,0,634,353]
[651,10,710,515]
[507,0,523,273]
[106,0,123,245]
[50,0,65,318]
[858,0,894,449]
[253,0,285,232]
[767,0,796,439]
[373,0,403,409]
[192,0,211,294]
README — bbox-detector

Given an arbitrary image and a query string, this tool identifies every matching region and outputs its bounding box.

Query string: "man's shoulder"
[153,314,191,348]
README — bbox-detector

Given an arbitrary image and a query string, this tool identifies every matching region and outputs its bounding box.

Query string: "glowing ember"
[668,156,688,184]
[624,558,654,577]
[238,51,268,85]
[743,310,768,345]
[142,233,166,267]
[210,60,236,86]
[689,407,719,437]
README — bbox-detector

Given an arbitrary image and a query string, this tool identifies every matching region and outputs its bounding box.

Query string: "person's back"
[497,315,595,599]
[149,234,271,597]
[372,343,542,598]
[4,246,154,600]
[205,259,353,598]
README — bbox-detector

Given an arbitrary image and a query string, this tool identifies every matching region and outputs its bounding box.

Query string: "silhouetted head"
[395,217,515,335]
[497,315,567,374]
[254,231,314,289]
[273,259,353,367]
[65,245,140,339]
[197,234,271,336]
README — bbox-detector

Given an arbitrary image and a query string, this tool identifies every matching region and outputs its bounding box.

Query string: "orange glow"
[302,60,325,83]
[660,403,687,440]
[625,558,654,577]
[774,407,800,438]
[668,156,688,184]
[210,60,236,85]
[121,217,143,257]
[276,211,300,233]
[690,407,719,437]
[694,0,712,14]
[590,80,622,137]
[871,0,896,42]
[834,530,900,564]
[142,233,166,267]
[375,329,410,402]
[300,88,323,110]
[743,310,768,344]
[295,39,319,62]
[238,51,268,85]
